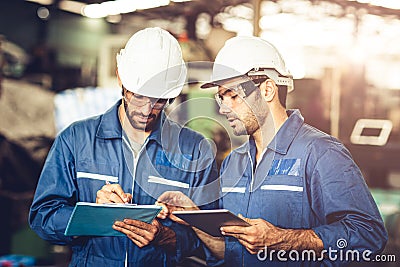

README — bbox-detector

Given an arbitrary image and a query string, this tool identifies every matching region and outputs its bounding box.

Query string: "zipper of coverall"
[243,148,269,267]
[122,136,150,267]
[249,147,269,191]
[242,151,255,267]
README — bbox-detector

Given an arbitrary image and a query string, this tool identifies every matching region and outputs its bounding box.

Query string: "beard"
[229,118,248,136]
[123,101,159,131]
[227,107,262,136]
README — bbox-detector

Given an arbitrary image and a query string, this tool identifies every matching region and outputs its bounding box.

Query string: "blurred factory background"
[0,0,399,266]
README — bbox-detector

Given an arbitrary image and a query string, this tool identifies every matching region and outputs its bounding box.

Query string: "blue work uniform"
[29,101,220,267]
[220,110,387,266]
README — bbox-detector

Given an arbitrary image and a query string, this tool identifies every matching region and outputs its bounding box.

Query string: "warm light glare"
[287,61,306,79]
[59,0,86,15]
[130,0,169,10]
[82,3,108,18]
[356,0,400,9]
[106,14,122,24]
[26,0,53,5]
[222,18,253,35]
[82,0,169,18]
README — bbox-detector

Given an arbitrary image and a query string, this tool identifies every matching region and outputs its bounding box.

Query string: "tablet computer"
[173,209,250,237]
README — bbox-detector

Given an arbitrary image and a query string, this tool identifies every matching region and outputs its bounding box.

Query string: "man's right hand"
[157,191,225,260]
[96,183,132,204]
[156,191,199,225]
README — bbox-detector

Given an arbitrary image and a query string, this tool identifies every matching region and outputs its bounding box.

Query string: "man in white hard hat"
[157,36,387,266]
[29,27,220,267]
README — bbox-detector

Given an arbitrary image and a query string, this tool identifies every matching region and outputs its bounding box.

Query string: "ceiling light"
[37,6,50,20]
[82,3,108,18]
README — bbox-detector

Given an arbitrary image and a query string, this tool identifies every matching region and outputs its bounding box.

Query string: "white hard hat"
[117,27,187,99]
[201,36,294,92]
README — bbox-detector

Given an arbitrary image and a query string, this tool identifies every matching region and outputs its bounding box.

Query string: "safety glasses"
[122,86,171,110]
[214,78,267,106]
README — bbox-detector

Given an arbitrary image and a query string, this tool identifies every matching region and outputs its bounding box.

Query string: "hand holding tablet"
[172,209,250,237]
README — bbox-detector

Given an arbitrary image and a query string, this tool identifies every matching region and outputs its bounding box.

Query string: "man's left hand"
[113,219,175,249]
[220,215,285,254]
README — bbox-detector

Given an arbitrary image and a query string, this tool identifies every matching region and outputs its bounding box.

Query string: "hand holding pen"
[96,181,132,204]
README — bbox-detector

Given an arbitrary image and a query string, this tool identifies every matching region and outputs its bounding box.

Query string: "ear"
[259,79,276,102]
[116,69,122,87]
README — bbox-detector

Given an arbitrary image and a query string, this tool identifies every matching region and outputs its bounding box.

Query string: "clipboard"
[173,209,250,237]
[64,202,162,237]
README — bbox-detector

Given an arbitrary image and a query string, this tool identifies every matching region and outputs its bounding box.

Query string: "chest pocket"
[76,161,119,202]
[156,150,193,168]
[253,158,304,228]
[137,151,192,199]
[153,150,193,184]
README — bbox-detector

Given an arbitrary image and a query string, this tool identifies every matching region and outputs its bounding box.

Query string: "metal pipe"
[253,0,262,36]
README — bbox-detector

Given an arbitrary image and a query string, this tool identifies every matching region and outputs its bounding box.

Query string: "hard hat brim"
[200,74,247,89]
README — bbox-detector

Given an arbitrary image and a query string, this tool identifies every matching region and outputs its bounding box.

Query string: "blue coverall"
[29,101,220,267]
[219,110,387,267]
